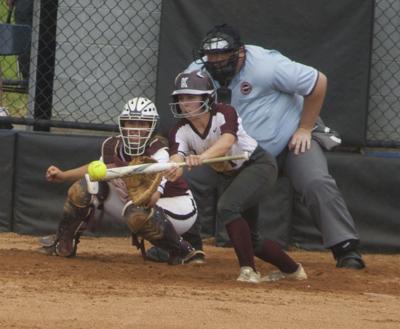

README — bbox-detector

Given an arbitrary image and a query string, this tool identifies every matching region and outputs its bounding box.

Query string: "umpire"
[185,24,365,270]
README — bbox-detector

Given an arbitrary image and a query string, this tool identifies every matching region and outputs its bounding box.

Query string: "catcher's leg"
[40,178,108,257]
[124,203,204,265]
[146,192,204,263]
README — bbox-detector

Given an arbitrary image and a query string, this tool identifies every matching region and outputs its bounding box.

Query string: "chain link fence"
[367,0,400,147]
[1,0,161,130]
[1,0,400,146]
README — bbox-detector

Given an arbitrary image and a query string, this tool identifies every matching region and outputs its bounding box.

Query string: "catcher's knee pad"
[124,204,181,250]
[68,178,110,207]
[124,205,166,241]
[64,179,93,229]
[124,205,154,234]
[68,179,93,208]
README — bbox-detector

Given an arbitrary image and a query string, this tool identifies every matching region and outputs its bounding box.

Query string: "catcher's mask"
[119,97,159,156]
[170,70,215,119]
[193,23,243,86]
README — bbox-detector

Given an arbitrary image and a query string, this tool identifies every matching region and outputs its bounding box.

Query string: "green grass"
[1,1,28,116]
[0,2,17,78]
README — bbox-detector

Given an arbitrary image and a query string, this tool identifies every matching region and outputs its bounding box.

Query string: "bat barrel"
[97,162,177,181]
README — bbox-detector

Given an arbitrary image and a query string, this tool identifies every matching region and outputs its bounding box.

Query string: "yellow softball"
[88,160,107,181]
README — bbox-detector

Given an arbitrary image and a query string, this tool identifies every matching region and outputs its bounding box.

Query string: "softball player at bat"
[39,97,203,265]
[164,70,307,283]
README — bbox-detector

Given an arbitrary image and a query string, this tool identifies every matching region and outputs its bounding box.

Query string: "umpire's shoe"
[336,251,365,270]
[332,240,365,269]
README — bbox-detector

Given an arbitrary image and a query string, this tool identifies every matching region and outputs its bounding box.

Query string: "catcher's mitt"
[210,161,234,173]
[122,156,162,206]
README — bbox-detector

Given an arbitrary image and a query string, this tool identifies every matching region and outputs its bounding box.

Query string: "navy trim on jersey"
[305,71,319,97]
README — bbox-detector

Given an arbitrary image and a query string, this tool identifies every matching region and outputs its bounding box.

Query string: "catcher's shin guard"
[54,179,93,257]
[124,205,202,264]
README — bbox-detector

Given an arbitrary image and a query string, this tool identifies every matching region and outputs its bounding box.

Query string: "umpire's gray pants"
[282,140,359,247]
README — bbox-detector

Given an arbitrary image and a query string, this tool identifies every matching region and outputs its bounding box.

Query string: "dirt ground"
[0,233,399,329]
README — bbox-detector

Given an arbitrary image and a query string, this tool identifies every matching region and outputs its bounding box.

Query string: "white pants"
[94,182,197,236]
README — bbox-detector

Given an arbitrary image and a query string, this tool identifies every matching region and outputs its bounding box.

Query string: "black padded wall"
[156,0,374,146]
[0,130,16,231]
[13,132,104,234]
[1,131,399,252]
[291,152,400,252]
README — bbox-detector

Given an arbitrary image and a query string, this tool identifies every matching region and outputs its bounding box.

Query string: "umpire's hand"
[289,127,312,155]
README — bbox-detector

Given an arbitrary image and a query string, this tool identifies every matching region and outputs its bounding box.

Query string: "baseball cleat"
[260,263,307,282]
[236,266,261,283]
[38,235,57,247]
[146,246,170,263]
[183,249,206,264]
[37,245,57,256]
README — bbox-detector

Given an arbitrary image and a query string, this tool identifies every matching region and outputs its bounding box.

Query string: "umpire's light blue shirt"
[187,45,318,156]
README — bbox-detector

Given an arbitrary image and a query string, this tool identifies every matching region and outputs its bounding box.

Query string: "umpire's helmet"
[194,24,243,86]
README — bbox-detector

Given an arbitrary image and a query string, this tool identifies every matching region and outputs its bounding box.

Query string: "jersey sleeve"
[146,136,168,156]
[270,51,318,96]
[218,105,239,137]
[169,124,191,156]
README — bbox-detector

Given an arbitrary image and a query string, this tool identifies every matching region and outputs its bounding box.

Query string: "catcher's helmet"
[170,70,215,118]
[119,97,159,156]
[194,24,243,86]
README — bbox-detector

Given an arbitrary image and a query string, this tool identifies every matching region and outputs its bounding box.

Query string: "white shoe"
[236,266,261,283]
[260,263,307,282]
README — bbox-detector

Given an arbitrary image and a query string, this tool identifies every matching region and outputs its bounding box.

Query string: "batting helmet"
[170,70,215,118]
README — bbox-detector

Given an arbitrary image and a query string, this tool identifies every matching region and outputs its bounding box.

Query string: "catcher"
[39,97,203,265]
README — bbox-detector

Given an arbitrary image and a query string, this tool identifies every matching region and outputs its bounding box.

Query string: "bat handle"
[202,152,249,164]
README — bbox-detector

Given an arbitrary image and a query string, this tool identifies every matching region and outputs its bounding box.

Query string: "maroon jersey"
[101,135,189,198]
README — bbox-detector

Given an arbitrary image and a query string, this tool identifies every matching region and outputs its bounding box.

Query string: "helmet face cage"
[169,71,215,119]
[170,96,213,119]
[119,97,159,156]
